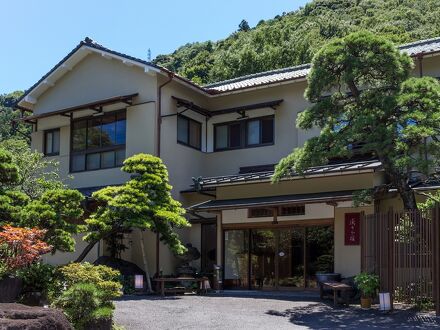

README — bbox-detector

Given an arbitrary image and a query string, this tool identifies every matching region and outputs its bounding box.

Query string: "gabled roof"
[192,159,382,188]
[17,36,440,109]
[16,38,214,110]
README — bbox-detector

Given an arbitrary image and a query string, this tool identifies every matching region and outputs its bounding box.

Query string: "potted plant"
[0,226,51,303]
[354,272,380,308]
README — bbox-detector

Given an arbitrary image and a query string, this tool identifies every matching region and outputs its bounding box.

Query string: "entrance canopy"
[188,190,354,212]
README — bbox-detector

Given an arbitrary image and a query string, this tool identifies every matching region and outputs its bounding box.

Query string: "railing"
[361,206,440,314]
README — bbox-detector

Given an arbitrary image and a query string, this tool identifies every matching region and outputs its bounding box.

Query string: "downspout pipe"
[417,54,423,78]
[156,72,174,157]
[155,72,174,277]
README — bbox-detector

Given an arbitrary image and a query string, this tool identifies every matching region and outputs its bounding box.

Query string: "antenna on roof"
[147,48,152,62]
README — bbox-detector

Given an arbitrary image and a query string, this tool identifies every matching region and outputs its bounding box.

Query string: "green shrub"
[354,272,380,298]
[58,262,122,306]
[17,262,55,295]
[120,275,135,295]
[54,283,102,330]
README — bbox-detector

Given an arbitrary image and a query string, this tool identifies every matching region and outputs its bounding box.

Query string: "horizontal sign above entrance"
[345,213,360,245]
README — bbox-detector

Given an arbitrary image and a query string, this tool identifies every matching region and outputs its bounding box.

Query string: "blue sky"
[1,0,309,94]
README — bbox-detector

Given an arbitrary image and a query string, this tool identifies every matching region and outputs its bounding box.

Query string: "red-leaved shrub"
[0,225,51,272]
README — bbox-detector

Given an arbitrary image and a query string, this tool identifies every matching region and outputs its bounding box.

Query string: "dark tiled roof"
[204,37,440,93]
[204,64,311,92]
[188,190,354,211]
[18,36,440,109]
[194,160,382,188]
[399,36,440,56]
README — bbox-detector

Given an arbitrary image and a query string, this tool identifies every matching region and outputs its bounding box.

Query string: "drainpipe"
[156,72,174,157]
[155,72,174,277]
[418,54,423,78]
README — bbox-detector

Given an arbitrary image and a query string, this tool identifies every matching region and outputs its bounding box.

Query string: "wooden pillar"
[432,205,440,316]
[387,209,394,308]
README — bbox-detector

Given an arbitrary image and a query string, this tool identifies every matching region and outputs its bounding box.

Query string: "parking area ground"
[114,293,440,329]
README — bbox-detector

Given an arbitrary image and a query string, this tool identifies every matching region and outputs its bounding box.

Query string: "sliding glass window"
[177,115,202,150]
[70,110,126,172]
[214,116,274,151]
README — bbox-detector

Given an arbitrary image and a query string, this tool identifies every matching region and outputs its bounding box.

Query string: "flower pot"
[0,277,23,303]
[360,297,372,308]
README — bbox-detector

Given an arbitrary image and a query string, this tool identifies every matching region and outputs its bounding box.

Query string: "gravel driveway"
[114,293,440,330]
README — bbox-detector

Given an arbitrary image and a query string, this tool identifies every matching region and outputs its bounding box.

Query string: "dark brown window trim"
[214,115,274,152]
[44,128,60,156]
[248,204,306,218]
[248,207,274,218]
[69,109,126,173]
[177,114,202,151]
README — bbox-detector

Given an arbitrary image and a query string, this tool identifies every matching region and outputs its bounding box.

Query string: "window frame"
[248,204,306,218]
[44,128,60,156]
[248,207,274,218]
[214,115,274,152]
[69,109,126,173]
[177,114,202,151]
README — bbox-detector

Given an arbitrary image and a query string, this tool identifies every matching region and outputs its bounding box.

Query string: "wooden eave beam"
[172,96,283,118]
[210,99,283,116]
[21,93,138,121]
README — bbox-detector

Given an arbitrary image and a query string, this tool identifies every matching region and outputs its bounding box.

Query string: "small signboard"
[345,213,360,245]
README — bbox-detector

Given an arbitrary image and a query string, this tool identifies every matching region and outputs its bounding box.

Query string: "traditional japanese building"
[17,36,440,290]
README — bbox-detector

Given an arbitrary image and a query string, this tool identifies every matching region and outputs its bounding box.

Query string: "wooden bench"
[320,281,352,306]
[153,277,209,296]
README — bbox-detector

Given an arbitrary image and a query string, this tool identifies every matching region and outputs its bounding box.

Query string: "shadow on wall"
[266,303,440,329]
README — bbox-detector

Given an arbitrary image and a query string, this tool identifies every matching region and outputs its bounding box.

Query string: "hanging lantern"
[379,292,392,312]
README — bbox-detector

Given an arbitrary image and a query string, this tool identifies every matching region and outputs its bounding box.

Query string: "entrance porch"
[223,224,334,290]
[188,189,375,291]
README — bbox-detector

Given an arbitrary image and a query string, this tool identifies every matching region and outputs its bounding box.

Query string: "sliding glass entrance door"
[250,229,276,289]
[278,228,305,289]
[223,225,334,290]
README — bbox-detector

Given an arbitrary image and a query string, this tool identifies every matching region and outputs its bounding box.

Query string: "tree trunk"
[75,240,99,263]
[396,178,418,210]
[377,155,418,210]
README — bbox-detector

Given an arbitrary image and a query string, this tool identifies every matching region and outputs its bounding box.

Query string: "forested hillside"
[0,91,29,141]
[153,0,440,85]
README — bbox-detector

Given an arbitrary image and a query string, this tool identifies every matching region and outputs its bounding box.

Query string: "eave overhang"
[21,93,139,122]
[188,190,355,212]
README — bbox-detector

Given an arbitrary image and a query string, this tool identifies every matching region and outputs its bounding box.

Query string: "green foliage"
[19,189,84,253]
[153,0,440,84]
[119,275,135,295]
[0,148,19,186]
[273,31,440,209]
[354,272,380,298]
[58,262,122,305]
[0,139,66,199]
[0,259,8,279]
[238,19,251,32]
[17,262,55,294]
[0,140,82,253]
[0,91,30,141]
[83,154,190,257]
[54,283,107,330]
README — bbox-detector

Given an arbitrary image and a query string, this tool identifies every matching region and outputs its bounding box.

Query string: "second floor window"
[214,115,274,151]
[44,129,60,156]
[177,115,202,150]
[70,110,126,172]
